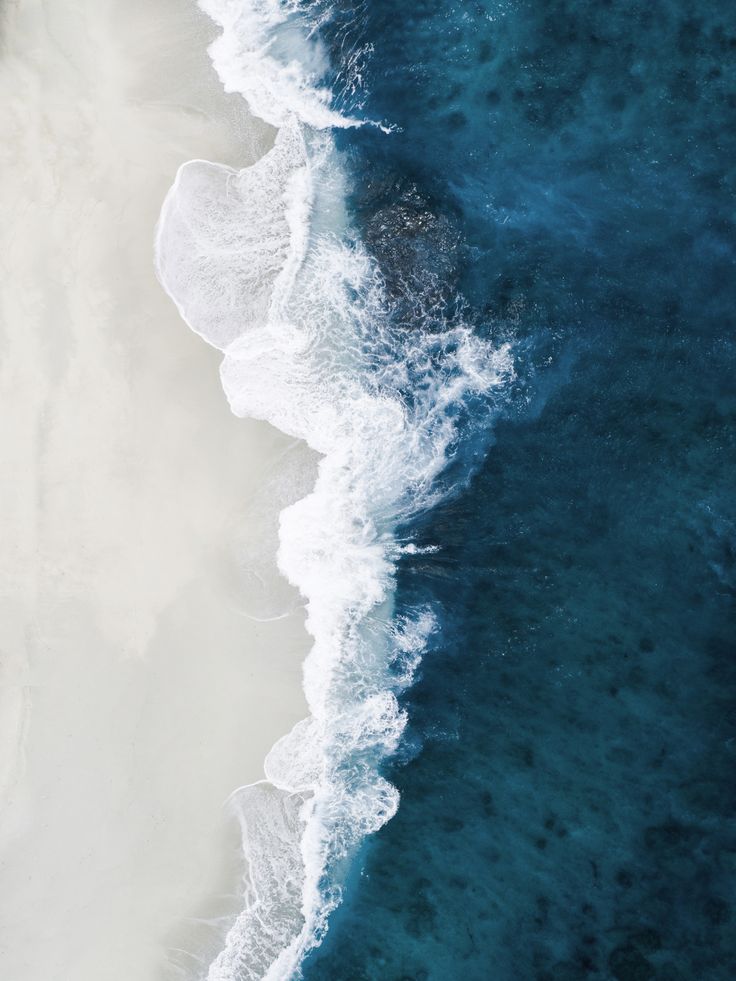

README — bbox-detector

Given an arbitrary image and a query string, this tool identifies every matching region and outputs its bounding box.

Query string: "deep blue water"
[306,0,736,977]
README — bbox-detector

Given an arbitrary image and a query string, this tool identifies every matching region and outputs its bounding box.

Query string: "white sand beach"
[0,2,311,978]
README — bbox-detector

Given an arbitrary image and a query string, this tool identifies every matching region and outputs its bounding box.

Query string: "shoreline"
[0,2,311,979]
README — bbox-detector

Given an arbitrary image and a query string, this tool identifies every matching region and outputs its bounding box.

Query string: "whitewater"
[155,1,513,978]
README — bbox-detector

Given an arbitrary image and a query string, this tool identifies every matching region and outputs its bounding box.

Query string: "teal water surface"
[303,0,736,977]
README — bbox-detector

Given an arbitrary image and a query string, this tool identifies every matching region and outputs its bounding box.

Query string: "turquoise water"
[301,0,736,977]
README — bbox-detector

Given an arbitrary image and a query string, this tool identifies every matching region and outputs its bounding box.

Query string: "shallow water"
[300,0,736,977]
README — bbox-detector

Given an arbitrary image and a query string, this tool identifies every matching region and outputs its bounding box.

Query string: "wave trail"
[156,2,513,978]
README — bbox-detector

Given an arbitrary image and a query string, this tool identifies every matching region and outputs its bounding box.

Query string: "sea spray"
[155,1,513,976]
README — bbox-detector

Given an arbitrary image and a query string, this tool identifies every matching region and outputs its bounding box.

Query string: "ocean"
[157,0,735,978]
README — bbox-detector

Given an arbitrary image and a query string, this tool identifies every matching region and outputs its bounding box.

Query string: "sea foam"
[197,0,360,130]
[155,2,513,977]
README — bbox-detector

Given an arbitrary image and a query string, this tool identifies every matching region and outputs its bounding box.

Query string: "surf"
[155,1,513,977]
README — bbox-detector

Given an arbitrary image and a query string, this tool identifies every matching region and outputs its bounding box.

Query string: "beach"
[0,2,311,979]
[4,0,733,978]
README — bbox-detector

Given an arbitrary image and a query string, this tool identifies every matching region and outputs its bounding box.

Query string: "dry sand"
[0,2,312,978]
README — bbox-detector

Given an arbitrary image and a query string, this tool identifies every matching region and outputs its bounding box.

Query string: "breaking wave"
[155,1,513,977]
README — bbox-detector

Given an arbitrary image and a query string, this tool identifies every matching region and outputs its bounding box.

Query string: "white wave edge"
[155,3,514,979]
